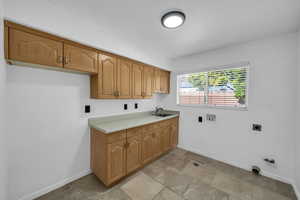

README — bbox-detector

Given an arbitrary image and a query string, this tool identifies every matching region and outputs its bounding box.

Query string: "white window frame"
[176,62,250,111]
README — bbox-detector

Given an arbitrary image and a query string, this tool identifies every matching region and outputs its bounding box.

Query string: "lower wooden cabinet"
[126,134,142,174]
[107,140,126,183]
[141,130,154,165]
[170,118,179,148]
[161,127,171,152]
[152,128,162,158]
[91,117,179,186]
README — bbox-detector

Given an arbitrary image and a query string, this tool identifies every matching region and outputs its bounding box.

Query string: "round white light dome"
[161,11,185,29]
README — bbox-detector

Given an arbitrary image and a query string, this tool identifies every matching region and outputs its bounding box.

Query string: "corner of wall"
[295,29,300,199]
[0,0,8,198]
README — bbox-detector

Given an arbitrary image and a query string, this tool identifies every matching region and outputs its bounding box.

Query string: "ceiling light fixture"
[161,10,185,29]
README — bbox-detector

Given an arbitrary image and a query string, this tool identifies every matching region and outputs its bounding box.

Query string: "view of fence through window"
[177,66,248,108]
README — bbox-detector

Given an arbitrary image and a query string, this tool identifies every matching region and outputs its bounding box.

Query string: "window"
[177,64,248,109]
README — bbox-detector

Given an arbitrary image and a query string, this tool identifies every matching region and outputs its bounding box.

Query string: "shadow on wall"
[6,65,90,88]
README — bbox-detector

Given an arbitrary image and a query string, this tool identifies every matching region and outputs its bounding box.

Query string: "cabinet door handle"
[114,91,119,97]
[64,56,68,65]
[124,142,129,148]
[57,56,63,64]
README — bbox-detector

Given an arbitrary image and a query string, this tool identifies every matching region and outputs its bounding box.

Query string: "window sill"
[176,104,248,111]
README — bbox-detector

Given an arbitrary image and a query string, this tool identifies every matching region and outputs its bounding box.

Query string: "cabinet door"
[141,131,154,164]
[132,63,143,99]
[153,68,161,93]
[117,59,132,98]
[107,140,126,184]
[9,28,63,68]
[160,71,170,93]
[64,44,97,73]
[152,131,162,158]
[161,126,171,152]
[97,54,117,98]
[126,135,142,174]
[143,66,153,98]
[170,120,178,148]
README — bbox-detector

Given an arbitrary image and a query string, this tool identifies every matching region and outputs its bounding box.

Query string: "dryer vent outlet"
[252,166,261,175]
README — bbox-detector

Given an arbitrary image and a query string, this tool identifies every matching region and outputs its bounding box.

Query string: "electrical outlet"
[198,116,203,123]
[252,124,262,132]
[262,155,277,168]
[206,114,216,121]
[84,105,91,113]
[124,104,128,110]
[134,103,138,109]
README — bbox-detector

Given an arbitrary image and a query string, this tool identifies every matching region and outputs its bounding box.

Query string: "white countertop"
[88,111,179,133]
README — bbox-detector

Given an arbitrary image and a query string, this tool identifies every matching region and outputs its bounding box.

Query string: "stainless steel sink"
[154,113,173,117]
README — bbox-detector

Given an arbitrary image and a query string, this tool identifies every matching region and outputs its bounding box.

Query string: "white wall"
[3,0,171,70]
[0,0,8,198]
[159,33,298,183]
[6,65,159,200]
[2,1,166,199]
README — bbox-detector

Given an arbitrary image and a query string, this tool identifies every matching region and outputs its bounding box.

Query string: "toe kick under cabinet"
[90,117,179,186]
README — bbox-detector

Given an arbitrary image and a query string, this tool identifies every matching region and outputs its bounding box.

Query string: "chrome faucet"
[154,106,164,115]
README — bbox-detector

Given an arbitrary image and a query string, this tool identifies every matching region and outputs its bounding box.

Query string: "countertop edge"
[89,114,179,134]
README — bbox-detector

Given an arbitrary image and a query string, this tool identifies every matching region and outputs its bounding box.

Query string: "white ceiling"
[4,0,300,65]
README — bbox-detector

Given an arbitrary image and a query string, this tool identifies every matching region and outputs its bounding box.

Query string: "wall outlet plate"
[262,155,277,168]
[206,114,216,121]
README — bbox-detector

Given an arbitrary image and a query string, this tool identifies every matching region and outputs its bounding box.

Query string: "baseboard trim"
[178,145,293,184]
[18,169,92,200]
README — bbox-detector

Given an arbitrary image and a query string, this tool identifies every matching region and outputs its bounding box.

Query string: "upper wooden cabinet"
[153,68,170,94]
[63,44,98,73]
[132,63,144,99]
[160,70,170,93]
[91,53,117,99]
[117,59,132,98]
[8,28,64,68]
[5,20,170,99]
[143,65,154,98]
[153,68,161,93]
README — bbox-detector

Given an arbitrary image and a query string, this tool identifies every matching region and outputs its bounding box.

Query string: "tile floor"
[37,148,297,200]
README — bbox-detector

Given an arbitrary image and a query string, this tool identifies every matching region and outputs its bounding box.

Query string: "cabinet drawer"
[107,130,126,143]
[127,127,142,138]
